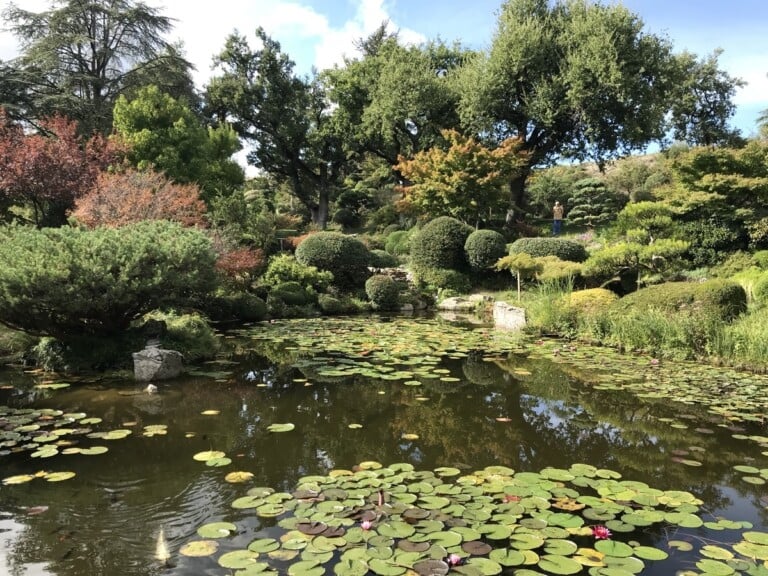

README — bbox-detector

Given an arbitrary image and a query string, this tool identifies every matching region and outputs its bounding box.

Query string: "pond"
[1,315,768,576]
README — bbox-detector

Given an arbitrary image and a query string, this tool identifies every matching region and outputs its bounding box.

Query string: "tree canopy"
[457,0,678,209]
[2,0,193,134]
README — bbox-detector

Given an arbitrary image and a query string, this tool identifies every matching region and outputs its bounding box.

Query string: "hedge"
[508,237,588,263]
[295,232,370,291]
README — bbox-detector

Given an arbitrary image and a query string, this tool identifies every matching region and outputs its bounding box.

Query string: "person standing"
[552,201,564,235]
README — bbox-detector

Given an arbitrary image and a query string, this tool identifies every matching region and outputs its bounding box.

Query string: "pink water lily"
[591,525,612,540]
[447,553,462,566]
[361,520,372,531]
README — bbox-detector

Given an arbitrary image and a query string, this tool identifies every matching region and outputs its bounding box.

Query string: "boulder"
[493,302,526,330]
[437,297,477,311]
[132,345,183,382]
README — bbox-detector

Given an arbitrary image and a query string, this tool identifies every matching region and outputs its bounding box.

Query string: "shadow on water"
[1,316,767,575]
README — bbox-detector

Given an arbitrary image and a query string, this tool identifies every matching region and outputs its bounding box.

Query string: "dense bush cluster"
[613,280,747,322]
[508,237,589,262]
[385,230,412,256]
[365,275,400,310]
[295,232,371,290]
[0,221,217,339]
[464,229,507,273]
[369,249,399,268]
[410,217,473,271]
[412,267,471,294]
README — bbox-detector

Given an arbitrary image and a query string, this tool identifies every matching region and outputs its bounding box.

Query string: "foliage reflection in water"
[0,316,767,575]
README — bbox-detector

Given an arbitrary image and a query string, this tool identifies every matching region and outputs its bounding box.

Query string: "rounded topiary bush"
[295,232,370,291]
[612,280,746,322]
[508,237,589,263]
[369,249,399,269]
[365,274,400,310]
[464,229,507,273]
[411,217,474,271]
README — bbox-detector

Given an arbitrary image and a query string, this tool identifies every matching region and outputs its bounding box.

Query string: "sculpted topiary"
[410,217,473,271]
[295,232,370,291]
[509,237,588,263]
[464,229,507,273]
[365,275,400,310]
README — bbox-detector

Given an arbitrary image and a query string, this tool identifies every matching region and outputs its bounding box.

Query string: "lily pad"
[267,423,295,433]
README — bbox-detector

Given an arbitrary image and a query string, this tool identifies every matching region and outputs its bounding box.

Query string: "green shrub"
[566,288,619,318]
[679,221,746,268]
[612,280,746,322]
[365,275,400,310]
[0,221,217,339]
[410,217,473,271]
[464,229,507,273]
[295,232,371,291]
[141,310,218,363]
[752,273,768,306]
[412,267,471,294]
[508,237,588,263]
[318,294,345,315]
[385,230,412,256]
[711,251,757,278]
[536,256,584,285]
[332,207,359,228]
[204,291,267,322]
[271,281,313,306]
[261,253,333,291]
[369,249,399,268]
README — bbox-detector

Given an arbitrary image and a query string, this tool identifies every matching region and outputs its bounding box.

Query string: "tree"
[0,110,121,226]
[71,168,208,228]
[566,177,627,228]
[2,0,193,134]
[457,0,677,211]
[495,253,543,301]
[668,50,745,147]
[204,29,344,226]
[395,129,528,226]
[112,85,243,202]
[323,30,467,170]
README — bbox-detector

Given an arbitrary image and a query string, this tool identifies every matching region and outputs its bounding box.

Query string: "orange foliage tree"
[394,130,529,227]
[72,168,208,228]
[0,109,121,226]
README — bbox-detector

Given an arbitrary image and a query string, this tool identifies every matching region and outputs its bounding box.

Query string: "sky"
[1,0,767,138]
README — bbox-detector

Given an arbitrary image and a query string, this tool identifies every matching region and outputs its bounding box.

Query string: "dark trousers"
[553,220,562,235]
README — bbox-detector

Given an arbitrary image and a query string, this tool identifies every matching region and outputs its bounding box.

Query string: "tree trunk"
[509,166,532,214]
[309,187,329,229]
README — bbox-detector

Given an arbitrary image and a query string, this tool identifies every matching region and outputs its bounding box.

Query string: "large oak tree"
[457,0,678,211]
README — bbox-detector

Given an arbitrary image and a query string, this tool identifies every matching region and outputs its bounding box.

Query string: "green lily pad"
[537,554,583,575]
[197,521,237,538]
[219,549,261,569]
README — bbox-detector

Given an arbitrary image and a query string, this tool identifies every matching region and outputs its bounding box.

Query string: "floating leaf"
[180,540,219,557]
[198,522,237,538]
[219,550,261,569]
[267,423,295,433]
[3,474,35,485]
[44,471,76,482]
[226,471,255,483]
[193,450,226,461]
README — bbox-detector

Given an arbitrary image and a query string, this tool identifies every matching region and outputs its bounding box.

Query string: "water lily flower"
[503,494,520,503]
[447,553,462,566]
[591,525,612,540]
[650,358,660,365]
[361,520,372,530]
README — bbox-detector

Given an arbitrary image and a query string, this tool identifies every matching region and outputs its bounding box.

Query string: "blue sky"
[1,0,767,137]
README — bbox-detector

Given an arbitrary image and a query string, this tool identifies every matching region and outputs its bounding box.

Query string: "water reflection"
[1,321,767,575]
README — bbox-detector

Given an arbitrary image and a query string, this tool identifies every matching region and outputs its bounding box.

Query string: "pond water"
[1,315,768,576]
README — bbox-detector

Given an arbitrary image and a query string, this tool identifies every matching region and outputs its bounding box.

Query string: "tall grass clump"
[583,307,723,360]
[708,307,768,370]
[520,279,577,337]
